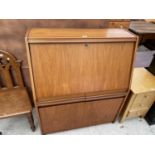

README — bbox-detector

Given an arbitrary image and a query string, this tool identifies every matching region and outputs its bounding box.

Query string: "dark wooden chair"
[0,50,35,134]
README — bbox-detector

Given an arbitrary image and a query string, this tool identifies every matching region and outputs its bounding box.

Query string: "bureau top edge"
[25,28,138,41]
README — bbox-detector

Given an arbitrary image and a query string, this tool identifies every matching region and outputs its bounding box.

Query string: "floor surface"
[0,111,155,135]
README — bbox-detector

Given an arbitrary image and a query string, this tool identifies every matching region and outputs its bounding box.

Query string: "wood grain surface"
[28,28,135,39]
[39,97,124,134]
[30,42,135,102]
[0,88,32,118]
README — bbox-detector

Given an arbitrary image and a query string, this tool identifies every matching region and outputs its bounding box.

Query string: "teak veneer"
[25,28,138,134]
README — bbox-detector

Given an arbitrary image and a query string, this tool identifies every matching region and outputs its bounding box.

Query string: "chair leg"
[27,112,35,132]
[0,131,2,135]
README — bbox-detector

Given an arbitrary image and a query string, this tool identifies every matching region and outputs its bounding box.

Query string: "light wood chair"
[0,50,35,134]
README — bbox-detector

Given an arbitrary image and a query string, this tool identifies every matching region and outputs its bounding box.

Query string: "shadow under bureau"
[25,28,138,134]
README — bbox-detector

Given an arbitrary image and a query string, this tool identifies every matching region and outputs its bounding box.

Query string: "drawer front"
[127,108,148,118]
[130,92,155,110]
[39,97,124,134]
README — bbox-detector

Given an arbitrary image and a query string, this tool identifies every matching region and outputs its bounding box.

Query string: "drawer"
[127,108,149,118]
[130,92,155,110]
[38,97,124,134]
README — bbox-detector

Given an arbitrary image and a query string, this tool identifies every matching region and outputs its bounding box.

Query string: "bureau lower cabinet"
[25,28,138,134]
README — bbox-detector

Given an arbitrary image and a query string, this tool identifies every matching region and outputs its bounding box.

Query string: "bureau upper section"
[26,28,137,42]
[26,28,138,103]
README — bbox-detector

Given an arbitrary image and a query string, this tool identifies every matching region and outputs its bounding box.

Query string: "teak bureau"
[25,28,138,134]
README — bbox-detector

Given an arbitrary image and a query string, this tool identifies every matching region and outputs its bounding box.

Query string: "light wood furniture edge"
[25,29,37,102]
[119,35,139,122]
[116,34,139,121]
[25,29,42,132]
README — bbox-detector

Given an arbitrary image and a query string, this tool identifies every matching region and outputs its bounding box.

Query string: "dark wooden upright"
[129,21,155,45]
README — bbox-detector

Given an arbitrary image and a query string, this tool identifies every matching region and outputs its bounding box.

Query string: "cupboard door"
[39,97,124,134]
[30,42,135,101]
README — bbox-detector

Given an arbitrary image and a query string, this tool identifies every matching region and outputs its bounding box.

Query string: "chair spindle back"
[0,50,24,90]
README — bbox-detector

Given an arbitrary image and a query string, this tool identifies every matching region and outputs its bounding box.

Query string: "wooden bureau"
[25,28,138,134]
